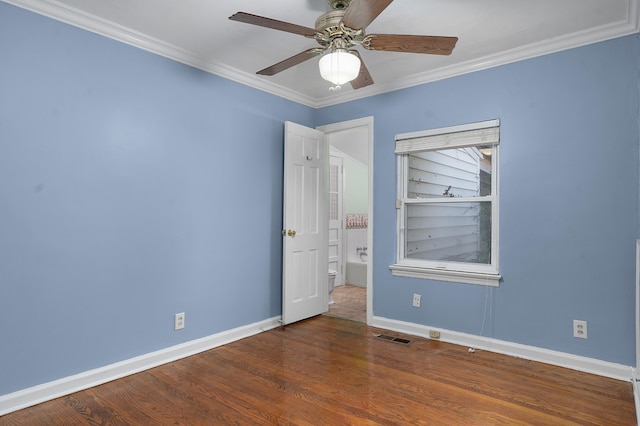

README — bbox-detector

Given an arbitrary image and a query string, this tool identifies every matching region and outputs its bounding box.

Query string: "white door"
[282,121,328,325]
[328,152,344,286]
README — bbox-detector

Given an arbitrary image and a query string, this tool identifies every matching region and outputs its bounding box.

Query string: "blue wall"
[317,34,640,366]
[1,1,639,398]
[0,3,314,395]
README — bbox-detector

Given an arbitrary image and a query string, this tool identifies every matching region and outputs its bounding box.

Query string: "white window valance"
[395,119,500,154]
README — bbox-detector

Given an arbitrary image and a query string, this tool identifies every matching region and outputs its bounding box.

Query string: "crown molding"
[2,0,318,107]
[314,0,640,107]
[3,0,199,66]
[199,60,319,107]
[3,0,639,109]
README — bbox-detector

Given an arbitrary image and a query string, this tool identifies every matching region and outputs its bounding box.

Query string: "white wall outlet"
[412,293,421,308]
[573,319,587,339]
[174,312,185,330]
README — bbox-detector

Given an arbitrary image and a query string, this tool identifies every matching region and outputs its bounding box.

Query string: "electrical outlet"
[412,293,421,308]
[573,319,587,339]
[175,312,185,330]
[429,330,441,339]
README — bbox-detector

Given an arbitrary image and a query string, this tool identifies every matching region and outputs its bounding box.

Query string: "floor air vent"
[374,334,412,345]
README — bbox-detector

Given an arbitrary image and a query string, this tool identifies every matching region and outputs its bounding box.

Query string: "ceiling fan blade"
[229,12,316,37]
[363,34,458,55]
[349,50,374,90]
[341,0,393,30]
[257,48,324,76]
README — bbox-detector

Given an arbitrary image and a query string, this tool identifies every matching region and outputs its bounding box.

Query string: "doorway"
[318,117,373,325]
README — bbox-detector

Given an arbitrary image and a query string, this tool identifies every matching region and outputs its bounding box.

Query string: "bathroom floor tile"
[325,284,366,323]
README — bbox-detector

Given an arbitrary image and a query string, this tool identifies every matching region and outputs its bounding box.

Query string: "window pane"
[405,201,491,264]
[408,147,492,199]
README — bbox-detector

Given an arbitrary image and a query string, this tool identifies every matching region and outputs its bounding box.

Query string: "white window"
[390,119,501,286]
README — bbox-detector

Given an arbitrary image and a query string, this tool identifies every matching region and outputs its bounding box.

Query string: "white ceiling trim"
[314,0,640,107]
[4,0,639,109]
[4,0,201,68]
[199,61,318,108]
[2,0,318,107]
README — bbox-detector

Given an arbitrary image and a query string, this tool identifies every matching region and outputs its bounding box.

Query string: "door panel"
[282,122,328,325]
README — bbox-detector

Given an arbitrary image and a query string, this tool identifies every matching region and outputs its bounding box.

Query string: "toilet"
[328,270,337,305]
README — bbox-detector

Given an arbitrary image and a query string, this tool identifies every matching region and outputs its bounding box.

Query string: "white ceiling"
[6,0,639,107]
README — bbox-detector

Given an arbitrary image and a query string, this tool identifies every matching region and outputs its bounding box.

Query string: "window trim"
[391,119,501,287]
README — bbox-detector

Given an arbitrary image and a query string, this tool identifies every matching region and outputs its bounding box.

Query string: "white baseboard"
[372,316,634,382]
[632,368,640,426]
[2,315,634,417]
[0,316,282,416]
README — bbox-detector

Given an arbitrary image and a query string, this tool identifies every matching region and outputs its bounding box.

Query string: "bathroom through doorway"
[319,117,372,324]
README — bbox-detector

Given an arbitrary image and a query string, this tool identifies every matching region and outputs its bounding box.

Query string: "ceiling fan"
[229,0,458,90]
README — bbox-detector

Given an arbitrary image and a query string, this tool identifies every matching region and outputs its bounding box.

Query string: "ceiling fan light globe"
[319,50,361,85]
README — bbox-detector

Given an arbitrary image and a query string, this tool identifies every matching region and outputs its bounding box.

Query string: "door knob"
[287,229,296,237]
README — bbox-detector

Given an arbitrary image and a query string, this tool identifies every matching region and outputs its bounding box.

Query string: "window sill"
[389,264,501,287]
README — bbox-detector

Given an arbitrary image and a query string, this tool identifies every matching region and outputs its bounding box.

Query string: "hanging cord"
[469,285,493,354]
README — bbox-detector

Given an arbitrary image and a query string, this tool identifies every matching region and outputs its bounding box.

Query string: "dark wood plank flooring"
[0,315,635,425]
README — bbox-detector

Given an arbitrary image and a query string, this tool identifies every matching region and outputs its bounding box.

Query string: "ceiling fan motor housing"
[315,10,346,33]
[315,9,364,50]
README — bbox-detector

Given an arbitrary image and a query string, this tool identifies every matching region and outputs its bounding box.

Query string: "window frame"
[390,119,501,287]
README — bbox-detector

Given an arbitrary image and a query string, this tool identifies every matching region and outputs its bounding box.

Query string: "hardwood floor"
[1,315,635,425]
